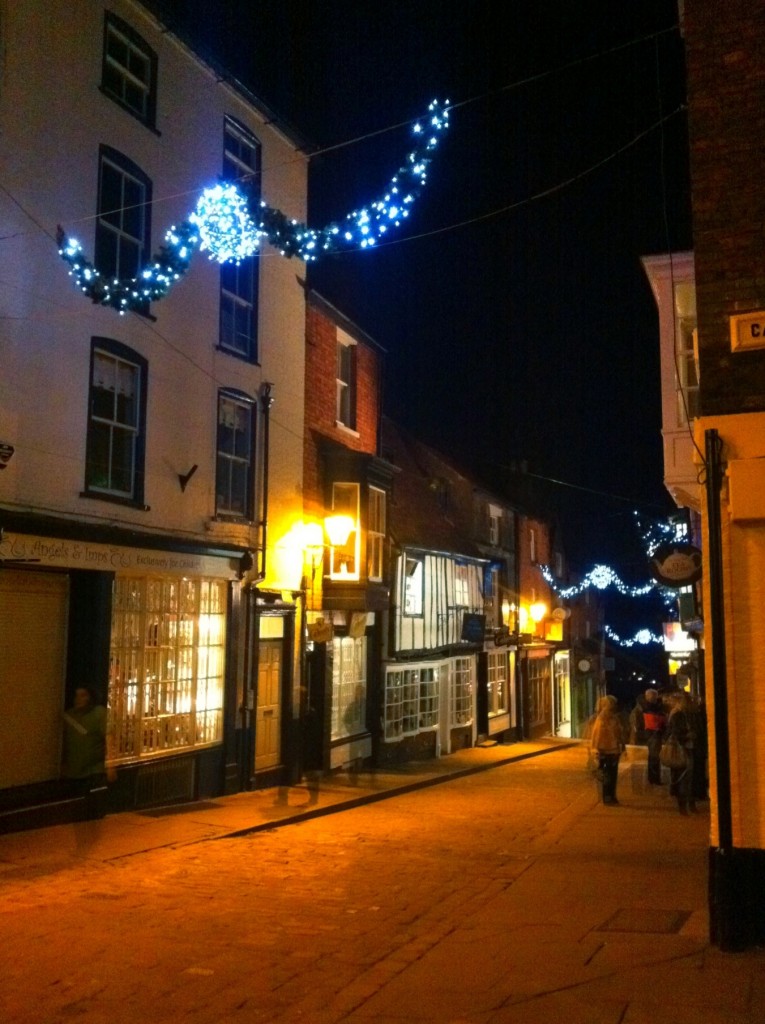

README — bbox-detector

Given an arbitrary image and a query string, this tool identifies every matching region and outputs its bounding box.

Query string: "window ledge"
[335,421,360,438]
[80,490,149,511]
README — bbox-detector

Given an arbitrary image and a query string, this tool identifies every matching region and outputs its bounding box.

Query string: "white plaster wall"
[0,0,306,587]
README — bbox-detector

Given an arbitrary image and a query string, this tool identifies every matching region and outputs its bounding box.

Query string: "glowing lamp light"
[324,514,355,548]
[302,522,324,552]
[529,601,547,623]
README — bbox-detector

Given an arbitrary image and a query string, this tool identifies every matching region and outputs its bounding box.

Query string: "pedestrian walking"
[642,688,667,785]
[589,695,626,805]
[663,690,696,815]
[62,686,114,819]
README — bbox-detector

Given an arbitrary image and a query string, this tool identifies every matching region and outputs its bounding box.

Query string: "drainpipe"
[704,428,738,950]
[257,382,274,583]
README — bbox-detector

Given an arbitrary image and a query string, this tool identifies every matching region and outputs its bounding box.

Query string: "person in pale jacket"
[589,694,626,805]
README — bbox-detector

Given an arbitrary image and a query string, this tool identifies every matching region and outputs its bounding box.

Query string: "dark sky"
[167,0,690,597]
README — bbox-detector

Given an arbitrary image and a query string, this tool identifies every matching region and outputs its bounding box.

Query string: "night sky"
[163,0,691,660]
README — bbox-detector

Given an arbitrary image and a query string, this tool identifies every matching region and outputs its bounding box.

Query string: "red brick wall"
[685,0,765,413]
[303,300,382,513]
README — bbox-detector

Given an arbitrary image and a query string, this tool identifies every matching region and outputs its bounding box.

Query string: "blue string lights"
[604,625,665,647]
[540,515,690,647]
[57,100,450,313]
[540,563,658,599]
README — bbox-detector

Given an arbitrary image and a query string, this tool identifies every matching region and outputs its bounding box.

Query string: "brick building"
[683,0,765,948]
[301,291,392,772]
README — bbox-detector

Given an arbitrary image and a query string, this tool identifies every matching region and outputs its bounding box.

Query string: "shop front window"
[109,576,226,762]
[331,636,367,740]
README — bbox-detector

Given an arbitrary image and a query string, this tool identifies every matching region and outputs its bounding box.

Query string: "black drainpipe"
[257,382,274,583]
[705,427,739,950]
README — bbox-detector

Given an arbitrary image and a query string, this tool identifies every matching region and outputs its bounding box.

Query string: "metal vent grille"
[135,758,195,809]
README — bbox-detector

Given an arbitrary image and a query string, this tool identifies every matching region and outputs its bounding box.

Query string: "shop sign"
[348,611,368,638]
[493,625,511,646]
[649,542,702,588]
[307,617,334,643]
[0,531,238,578]
[730,310,765,352]
[461,612,486,642]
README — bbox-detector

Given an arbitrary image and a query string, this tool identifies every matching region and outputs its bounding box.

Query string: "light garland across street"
[57,100,450,313]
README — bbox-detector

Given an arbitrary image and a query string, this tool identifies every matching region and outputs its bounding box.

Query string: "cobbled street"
[2,746,752,1024]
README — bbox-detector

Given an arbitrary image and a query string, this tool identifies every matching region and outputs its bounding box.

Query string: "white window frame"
[488,503,501,545]
[86,340,145,502]
[331,636,367,740]
[216,391,255,519]
[102,13,156,124]
[450,656,474,726]
[109,576,226,763]
[368,486,386,581]
[454,563,469,607]
[487,650,509,717]
[336,333,357,429]
[403,557,423,616]
[220,117,260,360]
[383,663,441,742]
[329,482,360,579]
[96,149,150,284]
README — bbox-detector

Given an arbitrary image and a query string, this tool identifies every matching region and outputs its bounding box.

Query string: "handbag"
[660,734,687,769]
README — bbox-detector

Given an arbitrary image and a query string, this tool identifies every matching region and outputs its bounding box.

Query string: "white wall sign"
[0,531,238,578]
[730,310,765,352]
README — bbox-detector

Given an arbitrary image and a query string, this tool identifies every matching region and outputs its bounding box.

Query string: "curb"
[213,741,580,841]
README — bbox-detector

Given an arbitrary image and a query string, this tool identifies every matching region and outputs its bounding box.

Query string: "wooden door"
[255,640,282,771]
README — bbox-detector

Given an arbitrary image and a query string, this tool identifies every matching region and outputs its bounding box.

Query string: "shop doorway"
[255,639,282,772]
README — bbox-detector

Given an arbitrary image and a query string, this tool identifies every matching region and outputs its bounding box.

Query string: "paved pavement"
[1,738,764,1024]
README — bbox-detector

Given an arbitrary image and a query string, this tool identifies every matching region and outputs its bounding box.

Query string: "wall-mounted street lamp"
[302,514,356,604]
[529,601,548,624]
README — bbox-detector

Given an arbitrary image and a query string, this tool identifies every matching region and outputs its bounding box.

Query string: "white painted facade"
[0,1,308,816]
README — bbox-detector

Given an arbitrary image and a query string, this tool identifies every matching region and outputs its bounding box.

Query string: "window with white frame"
[367,486,386,581]
[95,147,151,285]
[109,576,226,762]
[554,651,571,731]
[450,656,474,725]
[454,562,470,607]
[336,336,357,429]
[331,636,367,740]
[488,503,501,545]
[329,482,359,577]
[220,117,260,360]
[383,664,440,741]
[85,339,146,503]
[101,12,157,126]
[487,650,509,717]
[674,281,698,426]
[216,391,255,518]
[403,556,423,616]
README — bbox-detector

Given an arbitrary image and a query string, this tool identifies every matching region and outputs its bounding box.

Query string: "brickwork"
[685,0,765,946]
[685,0,765,414]
[303,297,383,515]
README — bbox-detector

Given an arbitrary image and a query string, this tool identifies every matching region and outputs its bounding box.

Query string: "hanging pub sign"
[348,611,368,639]
[307,617,334,643]
[649,542,703,588]
[461,612,486,643]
